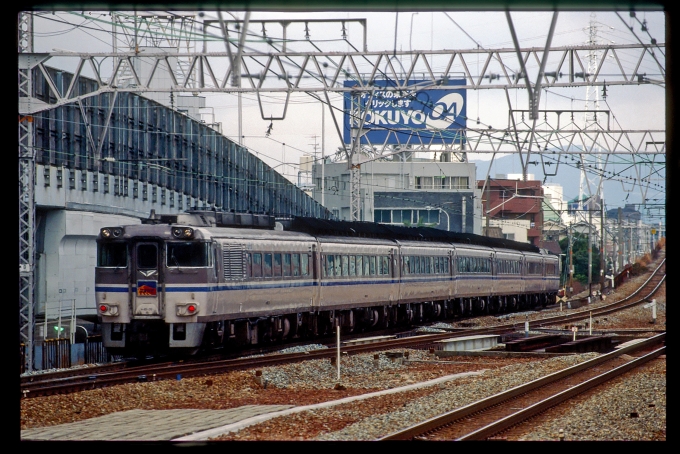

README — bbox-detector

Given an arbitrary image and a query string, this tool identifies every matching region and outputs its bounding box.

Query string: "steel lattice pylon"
[18,11,35,372]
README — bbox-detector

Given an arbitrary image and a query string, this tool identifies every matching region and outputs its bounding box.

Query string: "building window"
[416,175,468,189]
[375,208,439,226]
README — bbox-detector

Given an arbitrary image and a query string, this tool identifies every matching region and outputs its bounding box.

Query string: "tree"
[559,233,602,285]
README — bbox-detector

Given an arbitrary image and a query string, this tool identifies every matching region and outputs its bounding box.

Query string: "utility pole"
[568,223,574,296]
[485,177,491,236]
[462,196,467,233]
[588,208,593,298]
[600,200,605,293]
[617,207,623,271]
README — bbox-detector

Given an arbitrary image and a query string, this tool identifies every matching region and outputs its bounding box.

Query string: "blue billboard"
[343,79,467,145]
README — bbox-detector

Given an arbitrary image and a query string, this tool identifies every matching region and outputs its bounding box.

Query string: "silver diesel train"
[95,211,560,357]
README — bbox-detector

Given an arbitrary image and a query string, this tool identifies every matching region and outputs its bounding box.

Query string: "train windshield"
[97,242,127,267]
[167,241,211,267]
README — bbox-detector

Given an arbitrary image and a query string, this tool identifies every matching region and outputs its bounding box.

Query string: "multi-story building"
[477,175,544,247]
[312,154,483,234]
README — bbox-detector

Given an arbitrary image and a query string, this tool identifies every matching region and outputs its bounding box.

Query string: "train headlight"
[172,227,194,239]
[99,303,119,316]
[176,302,200,316]
[100,227,123,238]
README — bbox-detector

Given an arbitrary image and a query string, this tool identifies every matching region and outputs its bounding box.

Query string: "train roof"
[282,217,541,254]
[139,210,544,254]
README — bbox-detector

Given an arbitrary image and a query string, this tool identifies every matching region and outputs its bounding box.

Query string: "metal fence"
[42,338,71,370]
[84,335,109,364]
[20,335,111,372]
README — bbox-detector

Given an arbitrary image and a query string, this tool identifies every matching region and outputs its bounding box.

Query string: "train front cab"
[96,225,209,357]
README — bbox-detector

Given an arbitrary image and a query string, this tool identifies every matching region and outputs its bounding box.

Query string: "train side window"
[414,256,421,274]
[325,255,333,277]
[283,253,292,277]
[252,253,262,278]
[363,255,370,276]
[380,256,389,275]
[332,254,340,276]
[292,253,300,277]
[349,255,356,276]
[341,255,349,276]
[369,256,376,275]
[427,257,433,274]
[402,256,410,275]
[301,254,309,276]
[434,257,440,274]
[273,253,282,277]
[263,253,273,277]
[356,255,363,276]
[246,253,252,277]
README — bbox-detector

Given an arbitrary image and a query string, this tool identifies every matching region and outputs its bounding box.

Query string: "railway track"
[377,333,665,440]
[21,257,665,399]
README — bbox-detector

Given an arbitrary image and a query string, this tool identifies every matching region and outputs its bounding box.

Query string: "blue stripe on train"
[96,274,557,293]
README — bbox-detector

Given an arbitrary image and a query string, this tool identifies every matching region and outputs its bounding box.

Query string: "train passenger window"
[381,256,390,275]
[349,255,356,276]
[341,255,349,276]
[263,253,272,277]
[434,257,440,274]
[292,254,300,277]
[414,256,421,274]
[363,255,370,276]
[334,255,342,276]
[356,256,363,276]
[444,257,449,274]
[299,254,306,276]
[426,257,433,274]
[273,253,282,276]
[252,253,262,277]
[167,242,210,267]
[370,256,376,275]
[402,256,410,275]
[283,253,291,277]
[325,255,333,277]
[98,242,127,267]
[138,244,158,268]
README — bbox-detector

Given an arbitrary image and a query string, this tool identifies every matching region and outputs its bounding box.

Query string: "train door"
[132,241,163,316]
[311,243,320,309]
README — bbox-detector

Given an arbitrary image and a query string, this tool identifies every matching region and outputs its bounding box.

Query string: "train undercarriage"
[104,291,555,358]
[203,291,556,351]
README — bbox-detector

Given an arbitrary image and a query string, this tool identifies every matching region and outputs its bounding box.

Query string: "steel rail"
[457,345,666,441]
[377,333,665,440]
